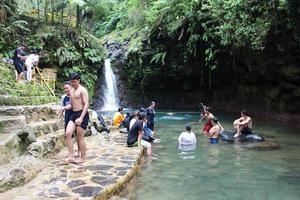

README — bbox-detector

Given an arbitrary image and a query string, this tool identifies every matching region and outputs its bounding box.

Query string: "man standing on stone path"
[63,72,89,163]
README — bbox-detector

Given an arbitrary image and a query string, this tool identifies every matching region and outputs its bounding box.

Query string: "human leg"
[65,121,76,162]
[234,125,244,137]
[75,126,86,162]
[26,65,32,81]
[141,140,152,156]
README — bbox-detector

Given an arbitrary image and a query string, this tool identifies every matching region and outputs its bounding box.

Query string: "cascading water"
[101,59,119,111]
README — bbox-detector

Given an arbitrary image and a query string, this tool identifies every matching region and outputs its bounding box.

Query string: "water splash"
[101,59,119,111]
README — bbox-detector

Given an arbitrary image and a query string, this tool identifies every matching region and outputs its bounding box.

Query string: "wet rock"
[48,187,60,193]
[92,176,118,186]
[115,166,131,171]
[72,186,102,197]
[117,171,127,176]
[67,180,86,188]
[85,165,114,171]
[55,192,70,197]
[91,176,107,184]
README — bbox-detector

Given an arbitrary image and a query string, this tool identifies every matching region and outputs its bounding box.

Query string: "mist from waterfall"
[101,59,119,111]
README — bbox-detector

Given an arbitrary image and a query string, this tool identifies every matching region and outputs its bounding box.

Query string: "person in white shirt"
[178,124,197,151]
[24,50,39,81]
[129,111,138,130]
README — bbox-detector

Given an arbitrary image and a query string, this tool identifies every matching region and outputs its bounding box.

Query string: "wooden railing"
[32,66,56,96]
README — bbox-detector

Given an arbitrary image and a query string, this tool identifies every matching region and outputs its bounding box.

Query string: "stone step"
[0,105,60,123]
[0,115,26,133]
[0,134,26,166]
[24,120,64,142]
[26,129,66,159]
[0,95,58,106]
[0,155,47,193]
[1,88,49,97]
[0,130,143,199]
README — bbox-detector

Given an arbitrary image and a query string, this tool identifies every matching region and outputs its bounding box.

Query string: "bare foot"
[75,157,85,163]
[64,157,75,163]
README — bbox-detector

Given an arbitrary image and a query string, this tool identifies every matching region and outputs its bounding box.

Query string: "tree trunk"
[37,0,40,25]
[60,1,64,31]
[76,5,81,28]
[51,0,54,24]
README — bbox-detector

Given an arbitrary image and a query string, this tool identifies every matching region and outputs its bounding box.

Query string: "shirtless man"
[64,73,89,163]
[233,109,252,138]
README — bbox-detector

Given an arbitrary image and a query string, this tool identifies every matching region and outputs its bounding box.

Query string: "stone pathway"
[0,130,143,200]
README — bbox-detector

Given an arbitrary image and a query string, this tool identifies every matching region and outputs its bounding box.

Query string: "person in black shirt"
[146,101,156,131]
[13,44,27,82]
[127,114,152,156]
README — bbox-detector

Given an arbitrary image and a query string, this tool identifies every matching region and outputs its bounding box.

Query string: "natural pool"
[117,112,300,200]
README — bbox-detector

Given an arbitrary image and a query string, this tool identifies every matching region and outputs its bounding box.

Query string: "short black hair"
[69,72,81,80]
[118,107,123,112]
[211,117,218,124]
[241,109,249,116]
[185,124,192,131]
[139,113,147,120]
[63,81,71,85]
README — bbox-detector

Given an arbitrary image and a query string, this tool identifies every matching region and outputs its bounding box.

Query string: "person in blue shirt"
[61,81,73,129]
[146,101,156,131]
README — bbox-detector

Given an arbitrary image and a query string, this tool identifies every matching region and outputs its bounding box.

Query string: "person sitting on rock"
[178,124,197,151]
[129,111,139,130]
[127,113,153,156]
[233,109,252,137]
[143,116,160,143]
[113,107,125,127]
[200,106,214,135]
[208,117,223,144]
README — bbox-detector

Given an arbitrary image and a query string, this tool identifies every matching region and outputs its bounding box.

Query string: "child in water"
[178,124,197,151]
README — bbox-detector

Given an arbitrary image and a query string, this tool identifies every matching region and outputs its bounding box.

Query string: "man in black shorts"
[13,44,27,82]
[63,73,89,163]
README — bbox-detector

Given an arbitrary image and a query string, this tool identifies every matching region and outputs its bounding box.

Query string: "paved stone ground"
[0,130,143,200]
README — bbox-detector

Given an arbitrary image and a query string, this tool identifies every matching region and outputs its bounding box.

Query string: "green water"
[121,112,300,200]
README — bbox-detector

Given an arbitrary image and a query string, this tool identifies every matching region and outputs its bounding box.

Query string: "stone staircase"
[0,61,58,106]
[0,105,65,192]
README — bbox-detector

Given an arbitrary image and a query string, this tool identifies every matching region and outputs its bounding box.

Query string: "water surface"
[120,112,300,200]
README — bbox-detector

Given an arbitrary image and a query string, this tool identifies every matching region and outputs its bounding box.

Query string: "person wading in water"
[199,105,214,135]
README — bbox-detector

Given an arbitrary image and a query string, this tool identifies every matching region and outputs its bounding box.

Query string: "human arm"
[236,117,251,126]
[178,133,183,143]
[233,117,243,125]
[75,88,89,125]
[137,130,143,147]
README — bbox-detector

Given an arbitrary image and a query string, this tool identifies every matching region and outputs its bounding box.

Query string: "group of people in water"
[112,102,158,156]
[178,105,253,150]
[59,72,253,161]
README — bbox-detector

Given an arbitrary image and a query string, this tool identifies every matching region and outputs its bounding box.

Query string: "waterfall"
[101,59,119,111]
